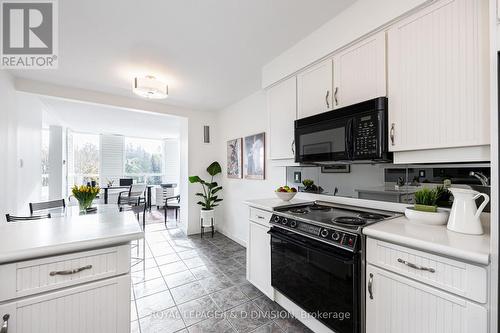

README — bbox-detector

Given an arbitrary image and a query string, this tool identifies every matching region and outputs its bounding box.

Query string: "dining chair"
[164,195,180,228]
[118,184,147,211]
[6,214,51,222]
[29,199,66,215]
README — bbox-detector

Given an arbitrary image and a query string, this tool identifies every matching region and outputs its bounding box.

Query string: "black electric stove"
[269,201,401,333]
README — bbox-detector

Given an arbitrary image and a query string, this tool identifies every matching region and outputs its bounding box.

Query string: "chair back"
[129,184,147,197]
[29,199,65,214]
[6,213,51,222]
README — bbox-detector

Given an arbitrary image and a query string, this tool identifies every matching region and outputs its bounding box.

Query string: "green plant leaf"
[211,186,223,194]
[214,198,223,202]
[189,176,202,183]
[196,201,207,207]
[207,162,222,176]
[195,192,205,197]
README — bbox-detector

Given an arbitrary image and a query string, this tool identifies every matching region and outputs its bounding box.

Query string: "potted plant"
[72,185,100,214]
[189,161,223,222]
[405,187,449,225]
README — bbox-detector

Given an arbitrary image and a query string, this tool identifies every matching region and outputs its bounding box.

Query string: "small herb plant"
[189,161,223,211]
[414,188,439,212]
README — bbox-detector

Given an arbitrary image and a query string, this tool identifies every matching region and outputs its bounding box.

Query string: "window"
[68,132,100,188]
[124,137,164,185]
[41,128,50,201]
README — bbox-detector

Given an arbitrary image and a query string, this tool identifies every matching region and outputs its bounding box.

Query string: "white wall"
[215,91,286,246]
[262,0,431,87]
[15,95,43,214]
[0,71,18,218]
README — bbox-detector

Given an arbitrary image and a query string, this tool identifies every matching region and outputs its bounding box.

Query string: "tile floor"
[130,218,313,333]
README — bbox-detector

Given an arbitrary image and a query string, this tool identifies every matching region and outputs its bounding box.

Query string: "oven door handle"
[268,228,356,264]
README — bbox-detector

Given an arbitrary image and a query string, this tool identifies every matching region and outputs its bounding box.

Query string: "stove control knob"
[273,215,280,223]
[331,232,341,241]
[320,229,329,238]
[282,218,288,226]
[289,220,297,228]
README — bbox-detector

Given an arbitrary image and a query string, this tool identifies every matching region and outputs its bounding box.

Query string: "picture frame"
[227,138,243,179]
[243,132,265,180]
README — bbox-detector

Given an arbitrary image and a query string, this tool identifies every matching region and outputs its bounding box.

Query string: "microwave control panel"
[354,114,379,158]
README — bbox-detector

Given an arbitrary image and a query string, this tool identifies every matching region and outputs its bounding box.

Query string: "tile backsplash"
[286,164,491,211]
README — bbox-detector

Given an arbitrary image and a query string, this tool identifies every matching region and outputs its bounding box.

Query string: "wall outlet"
[419,170,426,178]
[294,172,302,183]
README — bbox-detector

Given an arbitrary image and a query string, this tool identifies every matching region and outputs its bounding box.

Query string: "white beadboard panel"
[366,264,488,333]
[333,31,387,108]
[297,59,333,119]
[0,275,130,333]
[366,239,488,304]
[387,0,490,152]
[0,245,130,302]
[268,76,297,160]
[99,134,124,184]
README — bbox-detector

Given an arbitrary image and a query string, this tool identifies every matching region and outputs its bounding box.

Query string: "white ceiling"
[41,97,181,139]
[11,0,355,111]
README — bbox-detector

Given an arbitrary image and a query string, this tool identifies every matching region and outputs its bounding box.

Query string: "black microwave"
[294,97,392,163]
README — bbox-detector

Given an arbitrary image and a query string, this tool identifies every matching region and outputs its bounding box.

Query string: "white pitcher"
[447,188,489,235]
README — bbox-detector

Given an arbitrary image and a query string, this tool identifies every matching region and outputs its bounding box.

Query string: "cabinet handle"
[291,140,295,155]
[397,258,435,273]
[1,314,9,333]
[368,273,374,299]
[325,90,330,109]
[50,265,93,276]
[390,123,395,146]
[334,87,339,106]
[256,215,266,220]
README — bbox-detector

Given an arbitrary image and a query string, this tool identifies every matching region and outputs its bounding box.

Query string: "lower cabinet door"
[0,275,130,333]
[247,221,273,298]
[366,264,487,333]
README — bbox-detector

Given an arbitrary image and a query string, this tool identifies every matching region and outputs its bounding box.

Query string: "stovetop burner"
[358,212,385,220]
[289,208,308,215]
[333,216,366,225]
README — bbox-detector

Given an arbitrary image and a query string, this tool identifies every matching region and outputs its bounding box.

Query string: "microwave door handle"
[346,119,354,159]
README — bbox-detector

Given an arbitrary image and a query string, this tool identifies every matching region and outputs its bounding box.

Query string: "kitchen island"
[0,206,143,333]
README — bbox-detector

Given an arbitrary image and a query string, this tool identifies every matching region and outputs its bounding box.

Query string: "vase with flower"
[72,185,100,214]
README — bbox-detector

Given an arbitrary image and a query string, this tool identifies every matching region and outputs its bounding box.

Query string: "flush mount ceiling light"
[133,75,168,99]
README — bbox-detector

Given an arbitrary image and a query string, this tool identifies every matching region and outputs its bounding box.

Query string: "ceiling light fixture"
[133,75,168,99]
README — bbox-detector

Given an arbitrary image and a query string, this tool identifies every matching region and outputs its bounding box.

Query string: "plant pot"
[78,199,93,214]
[200,209,215,227]
[404,207,449,225]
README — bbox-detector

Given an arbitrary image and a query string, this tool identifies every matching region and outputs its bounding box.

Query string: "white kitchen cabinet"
[333,32,386,109]
[297,59,333,119]
[247,213,273,298]
[0,275,130,333]
[366,264,487,333]
[387,0,489,152]
[268,76,297,160]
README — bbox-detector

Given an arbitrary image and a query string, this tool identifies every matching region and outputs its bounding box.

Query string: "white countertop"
[0,206,143,264]
[363,215,490,265]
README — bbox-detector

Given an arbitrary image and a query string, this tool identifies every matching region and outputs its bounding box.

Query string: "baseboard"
[216,227,247,248]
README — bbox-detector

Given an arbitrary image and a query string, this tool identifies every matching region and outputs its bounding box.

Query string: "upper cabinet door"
[297,59,333,119]
[333,32,386,109]
[268,76,297,160]
[387,0,489,152]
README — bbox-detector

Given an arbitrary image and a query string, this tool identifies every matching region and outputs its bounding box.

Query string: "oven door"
[269,227,360,333]
[294,116,353,163]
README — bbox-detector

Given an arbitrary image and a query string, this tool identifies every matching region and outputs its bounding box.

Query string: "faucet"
[469,171,489,186]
